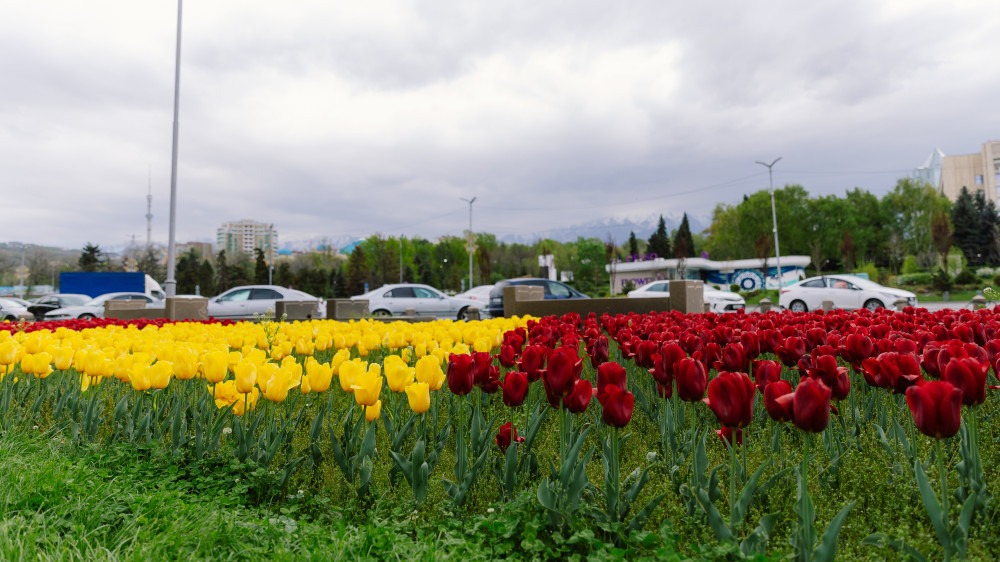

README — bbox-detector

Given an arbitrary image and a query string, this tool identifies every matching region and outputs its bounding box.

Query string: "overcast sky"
[3,0,999,251]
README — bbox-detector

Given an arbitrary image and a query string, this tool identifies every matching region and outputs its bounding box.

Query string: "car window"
[39,297,58,305]
[111,295,132,300]
[652,282,669,292]
[413,287,440,299]
[387,287,415,298]
[827,279,854,290]
[251,289,284,300]
[800,279,825,288]
[548,282,572,298]
[219,289,252,302]
[134,295,154,303]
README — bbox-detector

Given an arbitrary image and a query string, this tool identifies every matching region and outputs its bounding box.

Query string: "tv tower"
[146,167,153,248]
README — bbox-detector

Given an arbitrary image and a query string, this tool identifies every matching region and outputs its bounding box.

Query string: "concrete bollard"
[894,297,908,311]
[759,297,772,313]
[465,307,480,321]
[972,294,986,310]
[328,299,368,320]
[668,280,704,314]
[821,300,833,311]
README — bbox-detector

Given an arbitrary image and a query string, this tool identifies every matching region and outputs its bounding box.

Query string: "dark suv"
[486,278,589,318]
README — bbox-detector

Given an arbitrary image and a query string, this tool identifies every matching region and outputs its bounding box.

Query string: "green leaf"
[732,460,769,531]
[813,501,854,562]
[740,512,779,557]
[862,533,929,562]
[913,458,950,548]
[627,493,666,534]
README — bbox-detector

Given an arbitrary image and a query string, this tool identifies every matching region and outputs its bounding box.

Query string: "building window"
[976,174,984,185]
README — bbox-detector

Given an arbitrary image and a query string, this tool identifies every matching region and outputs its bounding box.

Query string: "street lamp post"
[164,0,184,298]
[755,157,782,289]
[460,196,477,291]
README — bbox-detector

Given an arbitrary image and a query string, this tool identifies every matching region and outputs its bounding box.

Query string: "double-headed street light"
[755,157,782,289]
[460,196,477,292]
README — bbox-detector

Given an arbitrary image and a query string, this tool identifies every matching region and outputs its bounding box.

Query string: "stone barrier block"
[669,280,704,314]
[166,297,208,321]
[276,300,319,321]
[329,299,369,320]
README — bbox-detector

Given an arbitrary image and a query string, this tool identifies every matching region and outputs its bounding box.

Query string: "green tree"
[254,248,269,284]
[951,187,980,266]
[673,214,695,259]
[78,243,103,272]
[931,208,953,269]
[646,216,671,258]
[275,262,294,288]
[881,178,950,261]
[345,245,371,296]
[574,237,607,295]
[628,231,639,258]
[197,258,216,296]
[175,249,200,294]
[215,250,231,292]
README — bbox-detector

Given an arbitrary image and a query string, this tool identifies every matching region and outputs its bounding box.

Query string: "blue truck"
[59,272,166,299]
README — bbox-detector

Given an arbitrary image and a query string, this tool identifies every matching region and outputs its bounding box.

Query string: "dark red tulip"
[502,371,529,407]
[704,371,756,429]
[650,342,687,387]
[764,380,795,422]
[479,365,500,394]
[543,349,579,397]
[717,426,744,447]
[792,377,832,433]
[495,421,525,453]
[497,344,518,368]
[806,354,851,401]
[806,328,827,349]
[587,335,609,367]
[447,353,475,396]
[752,359,783,391]
[840,333,874,367]
[675,357,708,402]
[600,385,634,427]
[942,356,988,406]
[631,340,656,369]
[656,382,672,398]
[905,380,962,439]
[596,362,627,403]
[472,352,494,386]
[775,337,807,367]
[565,379,593,413]
[715,342,749,373]
[740,332,761,360]
[860,352,922,393]
[519,345,547,382]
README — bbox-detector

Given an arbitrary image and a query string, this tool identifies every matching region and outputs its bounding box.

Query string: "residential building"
[939,141,1000,203]
[217,220,278,261]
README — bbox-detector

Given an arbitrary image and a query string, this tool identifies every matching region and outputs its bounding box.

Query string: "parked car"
[0,298,34,322]
[207,285,324,320]
[627,280,746,313]
[27,293,92,321]
[455,284,496,303]
[352,284,481,320]
[44,292,161,320]
[778,275,917,312]
[485,278,589,318]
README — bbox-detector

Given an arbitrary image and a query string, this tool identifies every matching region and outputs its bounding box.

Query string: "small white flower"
[222,427,232,435]
[297,489,304,495]
[33,425,39,430]
[487,508,495,514]
[646,451,658,463]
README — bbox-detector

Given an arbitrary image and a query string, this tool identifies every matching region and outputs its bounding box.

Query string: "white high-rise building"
[217,220,278,260]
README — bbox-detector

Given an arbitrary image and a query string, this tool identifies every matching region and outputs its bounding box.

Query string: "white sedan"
[207,285,323,320]
[45,292,161,320]
[627,280,746,313]
[352,284,481,320]
[778,275,917,312]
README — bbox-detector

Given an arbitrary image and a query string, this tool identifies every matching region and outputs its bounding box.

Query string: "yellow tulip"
[385,363,415,393]
[24,334,43,355]
[415,355,445,391]
[173,346,200,380]
[339,360,363,393]
[149,361,173,390]
[262,366,300,403]
[232,388,259,416]
[365,399,382,422]
[306,361,333,393]
[130,364,152,391]
[294,338,315,356]
[53,347,74,371]
[257,362,279,394]
[351,364,383,406]
[234,359,257,394]
[212,380,239,408]
[404,382,430,414]
[114,354,135,382]
[30,352,53,378]
[330,348,349,374]
[201,351,230,384]
[0,339,18,365]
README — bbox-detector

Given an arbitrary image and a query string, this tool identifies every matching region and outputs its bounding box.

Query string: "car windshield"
[84,295,113,306]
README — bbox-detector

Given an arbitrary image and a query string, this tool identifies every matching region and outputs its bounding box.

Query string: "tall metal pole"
[460,196,477,291]
[755,157,782,289]
[164,0,183,298]
[399,238,403,283]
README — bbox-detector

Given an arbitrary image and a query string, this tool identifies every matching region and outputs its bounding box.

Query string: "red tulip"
[496,421,525,453]
[905,380,962,439]
[472,352,494,386]
[806,354,850,401]
[600,385,634,427]
[565,379,593,413]
[752,359,783,391]
[704,371,756,429]
[479,365,500,394]
[792,377,832,433]
[497,344,518,368]
[518,345,547,382]
[740,332,761,360]
[717,426,744,447]
[860,352,922,393]
[650,342,686,387]
[502,371,529,407]
[775,337,807,367]
[675,357,708,402]
[839,333,874,367]
[587,335,609,367]
[543,349,578,397]
[634,340,658,368]
[447,353,475,395]
[715,342,749,373]
[764,380,794,422]
[596,362,627,403]
[942,356,988,406]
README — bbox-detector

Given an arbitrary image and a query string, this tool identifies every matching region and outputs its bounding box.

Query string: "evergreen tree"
[628,231,639,258]
[175,249,200,294]
[275,262,293,287]
[215,250,230,292]
[982,199,1000,265]
[254,248,269,284]
[951,187,980,265]
[673,213,695,258]
[331,265,348,298]
[646,216,672,258]
[345,245,370,296]
[197,259,216,296]
[78,243,103,272]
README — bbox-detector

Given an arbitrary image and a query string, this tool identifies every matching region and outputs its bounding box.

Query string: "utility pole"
[755,157,783,289]
[164,0,183,298]
[460,196,477,291]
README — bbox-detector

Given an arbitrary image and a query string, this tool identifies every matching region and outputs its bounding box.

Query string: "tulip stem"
[936,439,950,550]
[728,429,737,526]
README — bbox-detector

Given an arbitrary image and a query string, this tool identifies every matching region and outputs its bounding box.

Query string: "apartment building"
[216,220,278,260]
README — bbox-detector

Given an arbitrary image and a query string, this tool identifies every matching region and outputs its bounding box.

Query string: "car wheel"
[457,307,471,321]
[789,300,808,313]
[864,299,883,311]
[79,313,95,320]
[371,309,391,318]
[2,315,15,321]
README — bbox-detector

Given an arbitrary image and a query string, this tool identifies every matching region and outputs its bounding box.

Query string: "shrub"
[730,284,740,293]
[954,269,979,285]
[932,268,952,292]
[854,262,879,281]
[620,280,636,294]
[901,255,920,275]
[895,273,933,286]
